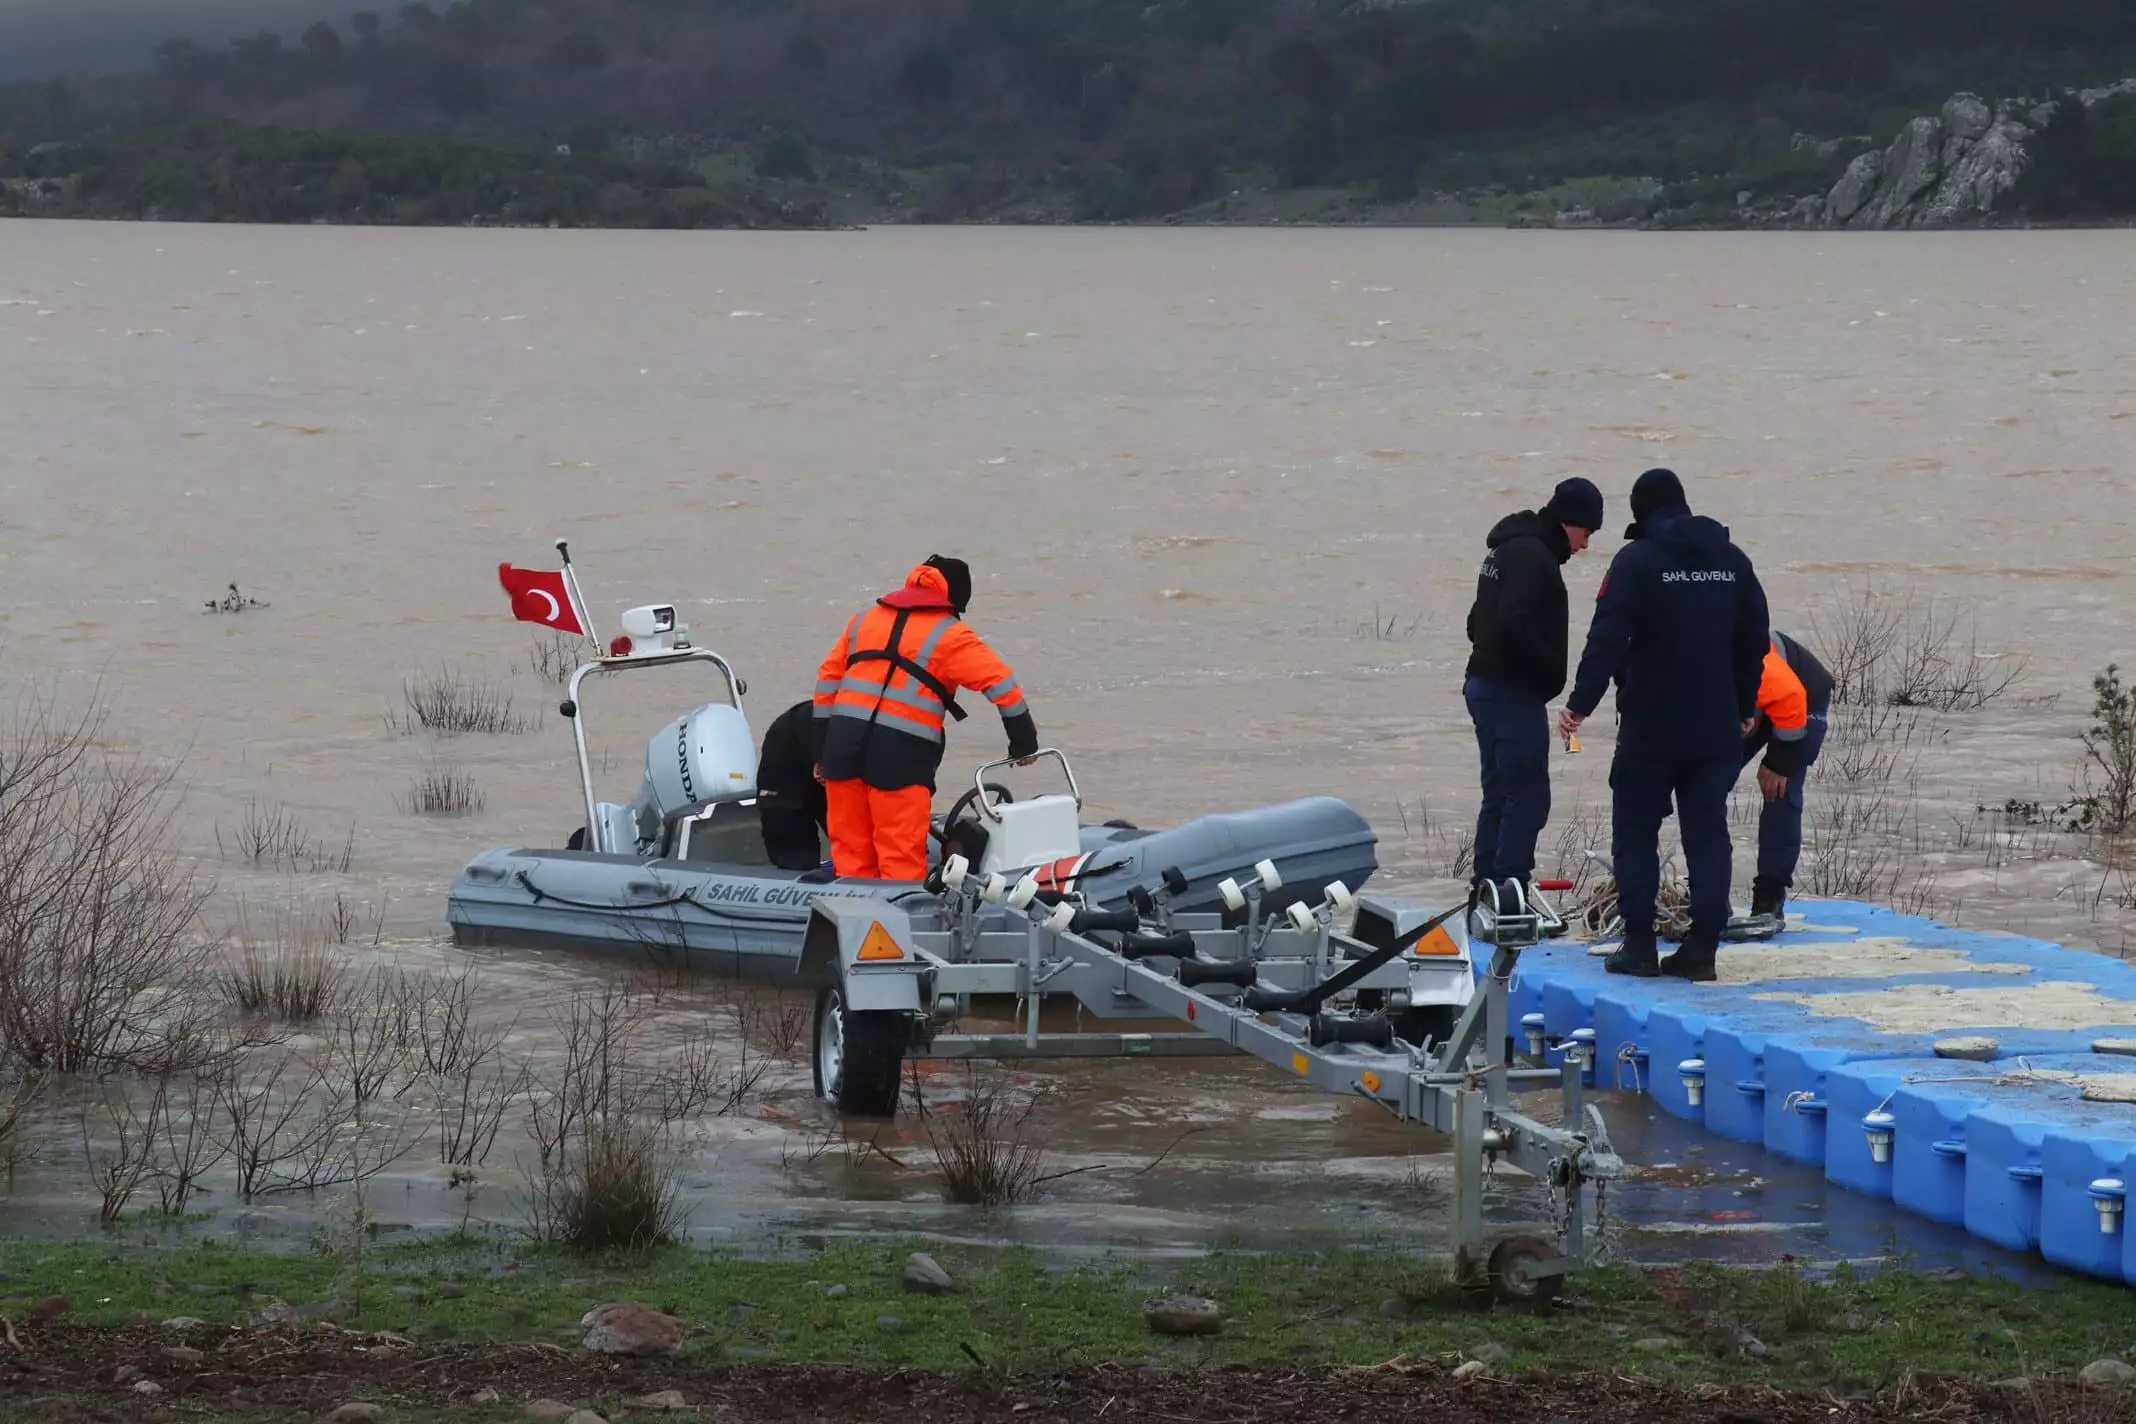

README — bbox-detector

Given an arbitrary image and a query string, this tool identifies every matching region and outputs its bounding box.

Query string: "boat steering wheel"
[934,782,1014,846]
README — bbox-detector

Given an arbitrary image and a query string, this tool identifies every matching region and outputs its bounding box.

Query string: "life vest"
[823,586,969,743]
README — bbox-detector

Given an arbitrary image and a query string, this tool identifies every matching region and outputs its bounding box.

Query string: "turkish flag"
[497,563,585,634]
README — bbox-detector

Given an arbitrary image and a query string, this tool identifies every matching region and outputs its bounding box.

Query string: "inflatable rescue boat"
[446,601,1379,982]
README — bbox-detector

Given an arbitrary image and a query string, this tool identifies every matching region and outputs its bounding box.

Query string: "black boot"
[1660,924,1720,982]
[1750,875,1786,925]
[1605,930,1660,977]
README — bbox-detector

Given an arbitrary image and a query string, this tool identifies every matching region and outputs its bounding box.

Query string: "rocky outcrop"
[1822,79,2136,228]
[1852,113,1949,227]
[1824,150,1885,225]
[1916,120,2032,225]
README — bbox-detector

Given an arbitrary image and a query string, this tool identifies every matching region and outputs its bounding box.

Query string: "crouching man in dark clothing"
[756,699,830,871]
[1560,468,1770,981]
[1741,630,1836,927]
[1462,477,1606,930]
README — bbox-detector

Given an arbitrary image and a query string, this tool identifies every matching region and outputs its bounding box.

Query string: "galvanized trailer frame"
[800,865,1626,1302]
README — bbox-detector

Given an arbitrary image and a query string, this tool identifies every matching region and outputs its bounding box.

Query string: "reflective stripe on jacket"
[814,563,1037,790]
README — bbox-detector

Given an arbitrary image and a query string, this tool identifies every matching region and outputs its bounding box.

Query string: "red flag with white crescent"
[497,563,585,634]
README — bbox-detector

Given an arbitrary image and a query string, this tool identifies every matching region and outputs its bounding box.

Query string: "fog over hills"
[0,0,351,78]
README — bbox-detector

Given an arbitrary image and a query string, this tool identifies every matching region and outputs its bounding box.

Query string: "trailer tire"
[813,983,905,1118]
[1486,1234,1563,1306]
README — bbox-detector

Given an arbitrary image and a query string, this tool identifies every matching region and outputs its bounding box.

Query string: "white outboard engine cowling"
[626,703,759,846]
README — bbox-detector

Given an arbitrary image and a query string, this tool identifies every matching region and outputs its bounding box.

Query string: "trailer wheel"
[1485,1235,1563,1306]
[812,983,905,1117]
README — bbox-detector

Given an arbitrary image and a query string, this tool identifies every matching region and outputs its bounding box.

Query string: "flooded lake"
[1,219,2131,1269]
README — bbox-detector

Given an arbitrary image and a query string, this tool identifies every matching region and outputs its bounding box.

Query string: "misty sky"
[0,1,357,79]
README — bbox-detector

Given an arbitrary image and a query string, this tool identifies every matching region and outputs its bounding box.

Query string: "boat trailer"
[802,848,1628,1302]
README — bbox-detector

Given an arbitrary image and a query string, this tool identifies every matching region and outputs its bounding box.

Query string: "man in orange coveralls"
[813,556,1038,881]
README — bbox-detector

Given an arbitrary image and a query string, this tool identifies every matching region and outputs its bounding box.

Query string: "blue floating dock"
[1480,899,2136,1283]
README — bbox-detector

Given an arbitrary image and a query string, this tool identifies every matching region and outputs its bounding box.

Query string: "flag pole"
[554,538,604,654]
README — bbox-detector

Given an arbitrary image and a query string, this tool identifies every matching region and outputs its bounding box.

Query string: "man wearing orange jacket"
[813,556,1038,881]
[1740,629,1834,927]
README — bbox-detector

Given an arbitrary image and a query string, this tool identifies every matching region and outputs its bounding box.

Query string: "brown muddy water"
[1,220,2132,1273]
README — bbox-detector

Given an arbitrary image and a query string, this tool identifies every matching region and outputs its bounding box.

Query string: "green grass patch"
[2,1234,2131,1386]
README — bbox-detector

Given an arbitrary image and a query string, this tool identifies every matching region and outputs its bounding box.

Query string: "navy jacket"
[1567,507,1770,760]
[1464,511,1573,703]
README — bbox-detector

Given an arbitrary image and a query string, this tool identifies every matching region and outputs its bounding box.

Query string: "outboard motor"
[621,702,759,854]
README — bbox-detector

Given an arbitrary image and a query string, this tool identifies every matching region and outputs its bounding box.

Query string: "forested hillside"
[6,0,2136,225]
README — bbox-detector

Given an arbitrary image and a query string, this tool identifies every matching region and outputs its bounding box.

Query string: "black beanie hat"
[923,554,972,614]
[1625,467,1688,538]
[1539,476,1605,532]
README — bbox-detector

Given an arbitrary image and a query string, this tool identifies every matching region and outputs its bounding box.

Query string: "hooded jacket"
[814,564,1038,791]
[1568,506,1770,760]
[1464,511,1574,703]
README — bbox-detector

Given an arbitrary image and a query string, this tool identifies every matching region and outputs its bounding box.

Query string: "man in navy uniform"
[1559,468,1770,981]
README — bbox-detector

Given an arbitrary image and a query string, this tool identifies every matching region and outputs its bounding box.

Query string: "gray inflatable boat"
[446,608,1378,983]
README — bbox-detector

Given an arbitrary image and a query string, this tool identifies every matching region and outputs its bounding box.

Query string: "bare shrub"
[517,631,582,687]
[410,964,489,1080]
[1543,804,1607,899]
[1389,795,1477,883]
[518,982,785,1247]
[1820,700,1931,789]
[316,824,355,873]
[0,1048,41,1178]
[1808,584,2025,712]
[0,681,229,1075]
[217,1051,418,1200]
[403,764,485,816]
[429,1048,529,1169]
[521,984,685,1248]
[525,1116,682,1251]
[1883,605,2026,712]
[1811,584,1908,709]
[1356,602,1424,640]
[645,1018,771,1122]
[2098,858,2136,915]
[325,966,418,1104]
[526,983,642,1167]
[923,1067,1052,1206]
[389,666,534,736]
[220,799,309,867]
[736,987,811,1062]
[324,890,388,946]
[2081,664,2136,836]
[401,970,523,1167]
[78,1084,163,1224]
[216,800,355,873]
[150,1069,231,1216]
[225,909,347,1023]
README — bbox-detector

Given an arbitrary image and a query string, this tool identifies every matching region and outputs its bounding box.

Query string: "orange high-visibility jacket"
[1754,642,1810,742]
[814,564,1038,791]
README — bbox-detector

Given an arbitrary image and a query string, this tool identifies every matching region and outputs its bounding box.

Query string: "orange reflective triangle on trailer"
[857,921,906,961]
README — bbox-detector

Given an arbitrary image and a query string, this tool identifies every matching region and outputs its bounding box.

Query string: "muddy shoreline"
[3,1334,2123,1424]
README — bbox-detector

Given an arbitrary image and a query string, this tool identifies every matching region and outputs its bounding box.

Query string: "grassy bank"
[2,1235,2131,1403]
